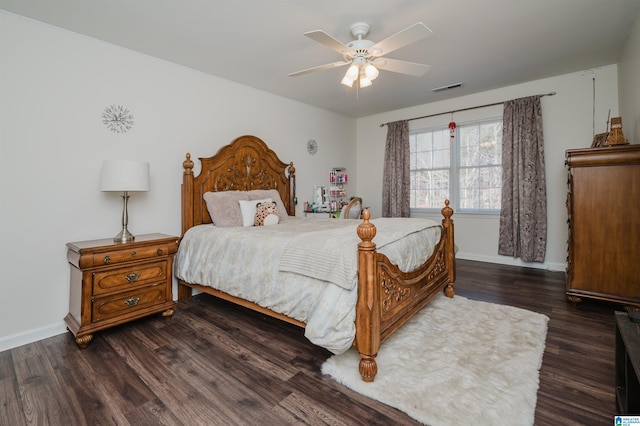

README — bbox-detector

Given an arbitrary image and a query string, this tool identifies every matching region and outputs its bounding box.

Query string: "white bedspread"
[175,217,441,354]
[280,218,441,290]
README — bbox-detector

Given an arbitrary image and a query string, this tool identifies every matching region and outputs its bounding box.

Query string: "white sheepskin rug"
[322,294,549,426]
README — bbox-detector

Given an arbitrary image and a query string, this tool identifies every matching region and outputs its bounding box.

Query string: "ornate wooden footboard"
[178,135,455,382]
[355,203,455,381]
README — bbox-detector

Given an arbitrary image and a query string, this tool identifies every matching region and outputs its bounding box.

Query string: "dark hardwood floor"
[1,259,619,425]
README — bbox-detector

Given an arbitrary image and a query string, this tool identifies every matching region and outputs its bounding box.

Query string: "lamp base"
[113,191,135,243]
[113,227,135,244]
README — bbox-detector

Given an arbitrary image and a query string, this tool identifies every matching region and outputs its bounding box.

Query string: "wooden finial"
[441,199,453,221]
[183,153,194,173]
[357,209,377,243]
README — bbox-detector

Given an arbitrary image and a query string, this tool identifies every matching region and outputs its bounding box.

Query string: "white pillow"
[238,198,271,227]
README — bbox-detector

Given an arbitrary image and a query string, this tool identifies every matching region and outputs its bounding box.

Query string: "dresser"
[565,145,640,307]
[64,233,179,348]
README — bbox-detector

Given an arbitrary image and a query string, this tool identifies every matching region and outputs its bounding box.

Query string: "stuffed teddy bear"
[254,201,280,226]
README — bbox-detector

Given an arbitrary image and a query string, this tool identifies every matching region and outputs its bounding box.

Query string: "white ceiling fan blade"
[288,60,351,77]
[373,58,431,76]
[304,30,355,56]
[369,22,433,57]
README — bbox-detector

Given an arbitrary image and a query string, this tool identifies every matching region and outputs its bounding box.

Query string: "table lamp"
[100,160,150,243]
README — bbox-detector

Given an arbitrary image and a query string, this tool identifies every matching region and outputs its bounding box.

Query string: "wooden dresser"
[64,233,178,348]
[565,145,640,307]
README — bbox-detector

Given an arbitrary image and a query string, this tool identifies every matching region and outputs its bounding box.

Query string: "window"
[409,119,502,213]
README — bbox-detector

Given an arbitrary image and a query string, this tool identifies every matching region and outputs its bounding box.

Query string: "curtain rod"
[379,92,556,127]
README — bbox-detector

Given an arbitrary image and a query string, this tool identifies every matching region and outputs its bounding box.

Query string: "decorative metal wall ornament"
[307,139,318,155]
[102,105,135,133]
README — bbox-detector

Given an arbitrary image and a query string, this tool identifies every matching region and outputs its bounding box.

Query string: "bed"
[176,135,456,382]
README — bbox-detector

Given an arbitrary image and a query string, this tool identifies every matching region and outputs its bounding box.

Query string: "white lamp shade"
[100,160,150,192]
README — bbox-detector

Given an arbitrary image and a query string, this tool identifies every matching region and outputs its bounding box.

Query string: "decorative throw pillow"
[248,189,289,220]
[254,201,280,226]
[238,198,271,227]
[203,191,249,227]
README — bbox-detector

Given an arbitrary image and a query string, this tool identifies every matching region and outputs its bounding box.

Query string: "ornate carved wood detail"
[182,135,296,232]
[209,154,283,192]
[378,238,448,313]
[75,334,93,349]
[358,354,378,383]
[379,273,413,311]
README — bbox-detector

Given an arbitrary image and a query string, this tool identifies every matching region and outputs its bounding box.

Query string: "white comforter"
[175,217,441,354]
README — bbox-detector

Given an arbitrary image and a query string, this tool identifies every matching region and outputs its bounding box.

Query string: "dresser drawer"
[92,260,167,296]
[92,283,168,322]
[91,244,173,267]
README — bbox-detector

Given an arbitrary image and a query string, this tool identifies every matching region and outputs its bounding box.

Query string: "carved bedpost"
[288,162,296,216]
[441,199,456,298]
[179,153,195,301]
[355,209,380,382]
[182,153,195,237]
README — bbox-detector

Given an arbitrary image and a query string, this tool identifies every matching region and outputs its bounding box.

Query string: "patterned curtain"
[382,120,410,217]
[498,96,547,262]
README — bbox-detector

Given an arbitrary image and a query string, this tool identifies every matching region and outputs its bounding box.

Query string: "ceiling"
[1,0,639,118]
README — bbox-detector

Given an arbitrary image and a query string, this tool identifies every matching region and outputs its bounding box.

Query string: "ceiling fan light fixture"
[290,22,433,90]
[364,63,379,81]
[341,75,355,87]
[345,64,359,80]
[359,74,372,88]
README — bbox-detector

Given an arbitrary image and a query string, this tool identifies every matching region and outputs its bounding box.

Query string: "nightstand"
[64,233,178,348]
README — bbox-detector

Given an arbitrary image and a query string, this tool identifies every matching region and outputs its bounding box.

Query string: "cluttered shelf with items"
[303,201,345,218]
[303,167,350,218]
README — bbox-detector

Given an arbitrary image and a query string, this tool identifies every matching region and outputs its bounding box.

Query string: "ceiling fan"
[288,22,433,88]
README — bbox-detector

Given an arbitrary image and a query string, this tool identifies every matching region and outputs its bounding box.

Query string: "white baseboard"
[456,251,566,272]
[0,321,68,353]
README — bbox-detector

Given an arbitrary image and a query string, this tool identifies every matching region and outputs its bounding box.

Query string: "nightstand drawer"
[92,244,173,266]
[92,261,167,296]
[92,283,168,322]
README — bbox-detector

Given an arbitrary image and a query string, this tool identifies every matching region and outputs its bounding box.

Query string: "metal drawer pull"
[125,273,140,282]
[157,248,163,255]
[131,251,137,257]
[103,255,111,264]
[124,297,140,307]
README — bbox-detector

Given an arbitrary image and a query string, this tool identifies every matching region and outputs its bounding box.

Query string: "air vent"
[432,82,463,92]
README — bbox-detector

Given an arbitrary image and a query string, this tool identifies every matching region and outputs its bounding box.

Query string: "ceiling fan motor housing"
[347,39,374,53]
[346,23,375,59]
[350,22,371,39]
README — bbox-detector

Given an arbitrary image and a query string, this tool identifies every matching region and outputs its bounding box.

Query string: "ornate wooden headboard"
[181,135,296,235]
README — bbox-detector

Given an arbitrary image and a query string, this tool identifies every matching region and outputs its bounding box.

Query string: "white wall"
[355,65,620,271]
[619,13,640,145]
[0,12,356,350]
